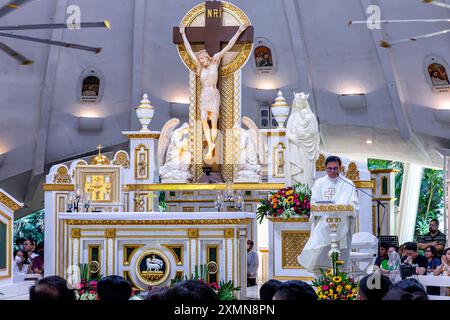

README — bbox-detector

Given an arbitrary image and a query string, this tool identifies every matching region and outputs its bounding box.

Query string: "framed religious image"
[75,165,121,204]
[252,37,277,75]
[424,55,450,93]
[135,144,150,180]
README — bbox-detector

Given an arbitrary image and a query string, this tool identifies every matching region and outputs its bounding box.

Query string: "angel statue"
[179,22,249,160]
[234,116,261,182]
[158,119,192,183]
[285,92,320,189]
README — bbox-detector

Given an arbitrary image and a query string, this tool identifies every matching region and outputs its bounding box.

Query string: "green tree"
[415,168,444,238]
[13,209,45,250]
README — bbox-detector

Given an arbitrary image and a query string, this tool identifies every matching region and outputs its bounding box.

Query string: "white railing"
[416,275,450,300]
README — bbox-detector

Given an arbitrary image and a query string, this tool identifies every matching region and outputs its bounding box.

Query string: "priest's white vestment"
[298,174,359,273]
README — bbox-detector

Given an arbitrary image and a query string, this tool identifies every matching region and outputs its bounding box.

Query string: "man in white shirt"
[247,240,259,287]
[298,156,359,273]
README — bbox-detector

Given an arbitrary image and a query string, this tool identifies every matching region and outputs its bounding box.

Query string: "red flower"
[277,209,283,214]
[89,290,96,295]
[79,290,85,295]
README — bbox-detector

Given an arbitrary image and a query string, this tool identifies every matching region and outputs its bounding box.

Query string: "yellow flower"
[286,190,294,196]
[334,294,338,299]
[336,286,343,293]
[286,196,294,203]
[326,270,333,276]
[332,276,342,283]
[329,289,334,295]
[336,260,345,265]
[345,285,352,290]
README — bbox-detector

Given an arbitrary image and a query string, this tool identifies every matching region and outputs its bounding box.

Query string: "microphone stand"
[338,175,385,237]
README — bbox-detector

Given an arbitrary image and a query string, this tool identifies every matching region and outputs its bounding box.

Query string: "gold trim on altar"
[0,191,23,212]
[267,217,310,223]
[75,165,120,204]
[64,219,253,226]
[310,204,354,212]
[281,231,310,269]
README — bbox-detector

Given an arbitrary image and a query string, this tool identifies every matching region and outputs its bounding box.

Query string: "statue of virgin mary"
[285,92,320,189]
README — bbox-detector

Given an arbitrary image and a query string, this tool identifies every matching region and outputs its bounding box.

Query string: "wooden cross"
[324,187,336,201]
[173,1,254,56]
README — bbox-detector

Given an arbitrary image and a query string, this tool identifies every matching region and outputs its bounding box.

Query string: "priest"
[298,156,359,273]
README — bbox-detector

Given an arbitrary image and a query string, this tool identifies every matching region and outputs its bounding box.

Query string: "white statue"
[179,22,249,160]
[158,119,192,182]
[234,116,261,182]
[285,92,320,189]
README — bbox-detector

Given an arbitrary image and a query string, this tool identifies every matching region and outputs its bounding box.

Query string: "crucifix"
[173,1,254,181]
[173,1,254,57]
[324,187,336,201]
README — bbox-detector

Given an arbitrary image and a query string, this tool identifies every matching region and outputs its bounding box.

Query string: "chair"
[349,232,378,278]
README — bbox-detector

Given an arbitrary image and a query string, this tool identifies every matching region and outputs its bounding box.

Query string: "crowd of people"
[13,238,44,276]
[27,272,436,301]
[18,218,449,301]
[372,219,449,296]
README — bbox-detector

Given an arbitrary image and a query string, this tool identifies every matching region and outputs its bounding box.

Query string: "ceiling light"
[77,117,104,132]
[338,94,367,110]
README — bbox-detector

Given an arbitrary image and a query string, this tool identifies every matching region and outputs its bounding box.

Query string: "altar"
[57,212,252,298]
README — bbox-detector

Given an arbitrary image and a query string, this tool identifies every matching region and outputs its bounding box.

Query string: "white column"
[226,239,233,282]
[43,191,56,277]
[107,238,114,275]
[397,163,422,244]
[238,227,247,300]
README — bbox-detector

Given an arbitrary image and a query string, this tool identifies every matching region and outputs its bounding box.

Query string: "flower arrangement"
[74,264,102,300]
[311,252,358,300]
[256,183,311,222]
[74,263,142,300]
[171,264,240,300]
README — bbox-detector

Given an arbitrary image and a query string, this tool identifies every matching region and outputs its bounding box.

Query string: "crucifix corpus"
[173,1,254,181]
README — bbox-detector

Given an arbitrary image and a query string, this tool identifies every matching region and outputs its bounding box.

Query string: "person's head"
[379,242,388,258]
[424,245,438,260]
[145,286,169,300]
[358,272,392,300]
[382,287,428,301]
[162,280,217,301]
[429,219,439,234]
[247,240,254,252]
[97,275,132,301]
[23,239,36,253]
[325,156,342,179]
[403,242,418,259]
[272,280,317,301]
[196,49,211,67]
[383,279,428,301]
[14,250,25,264]
[259,279,282,301]
[443,248,450,262]
[388,245,398,255]
[29,276,75,301]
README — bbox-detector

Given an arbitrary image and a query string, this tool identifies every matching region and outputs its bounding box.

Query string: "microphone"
[338,174,386,237]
